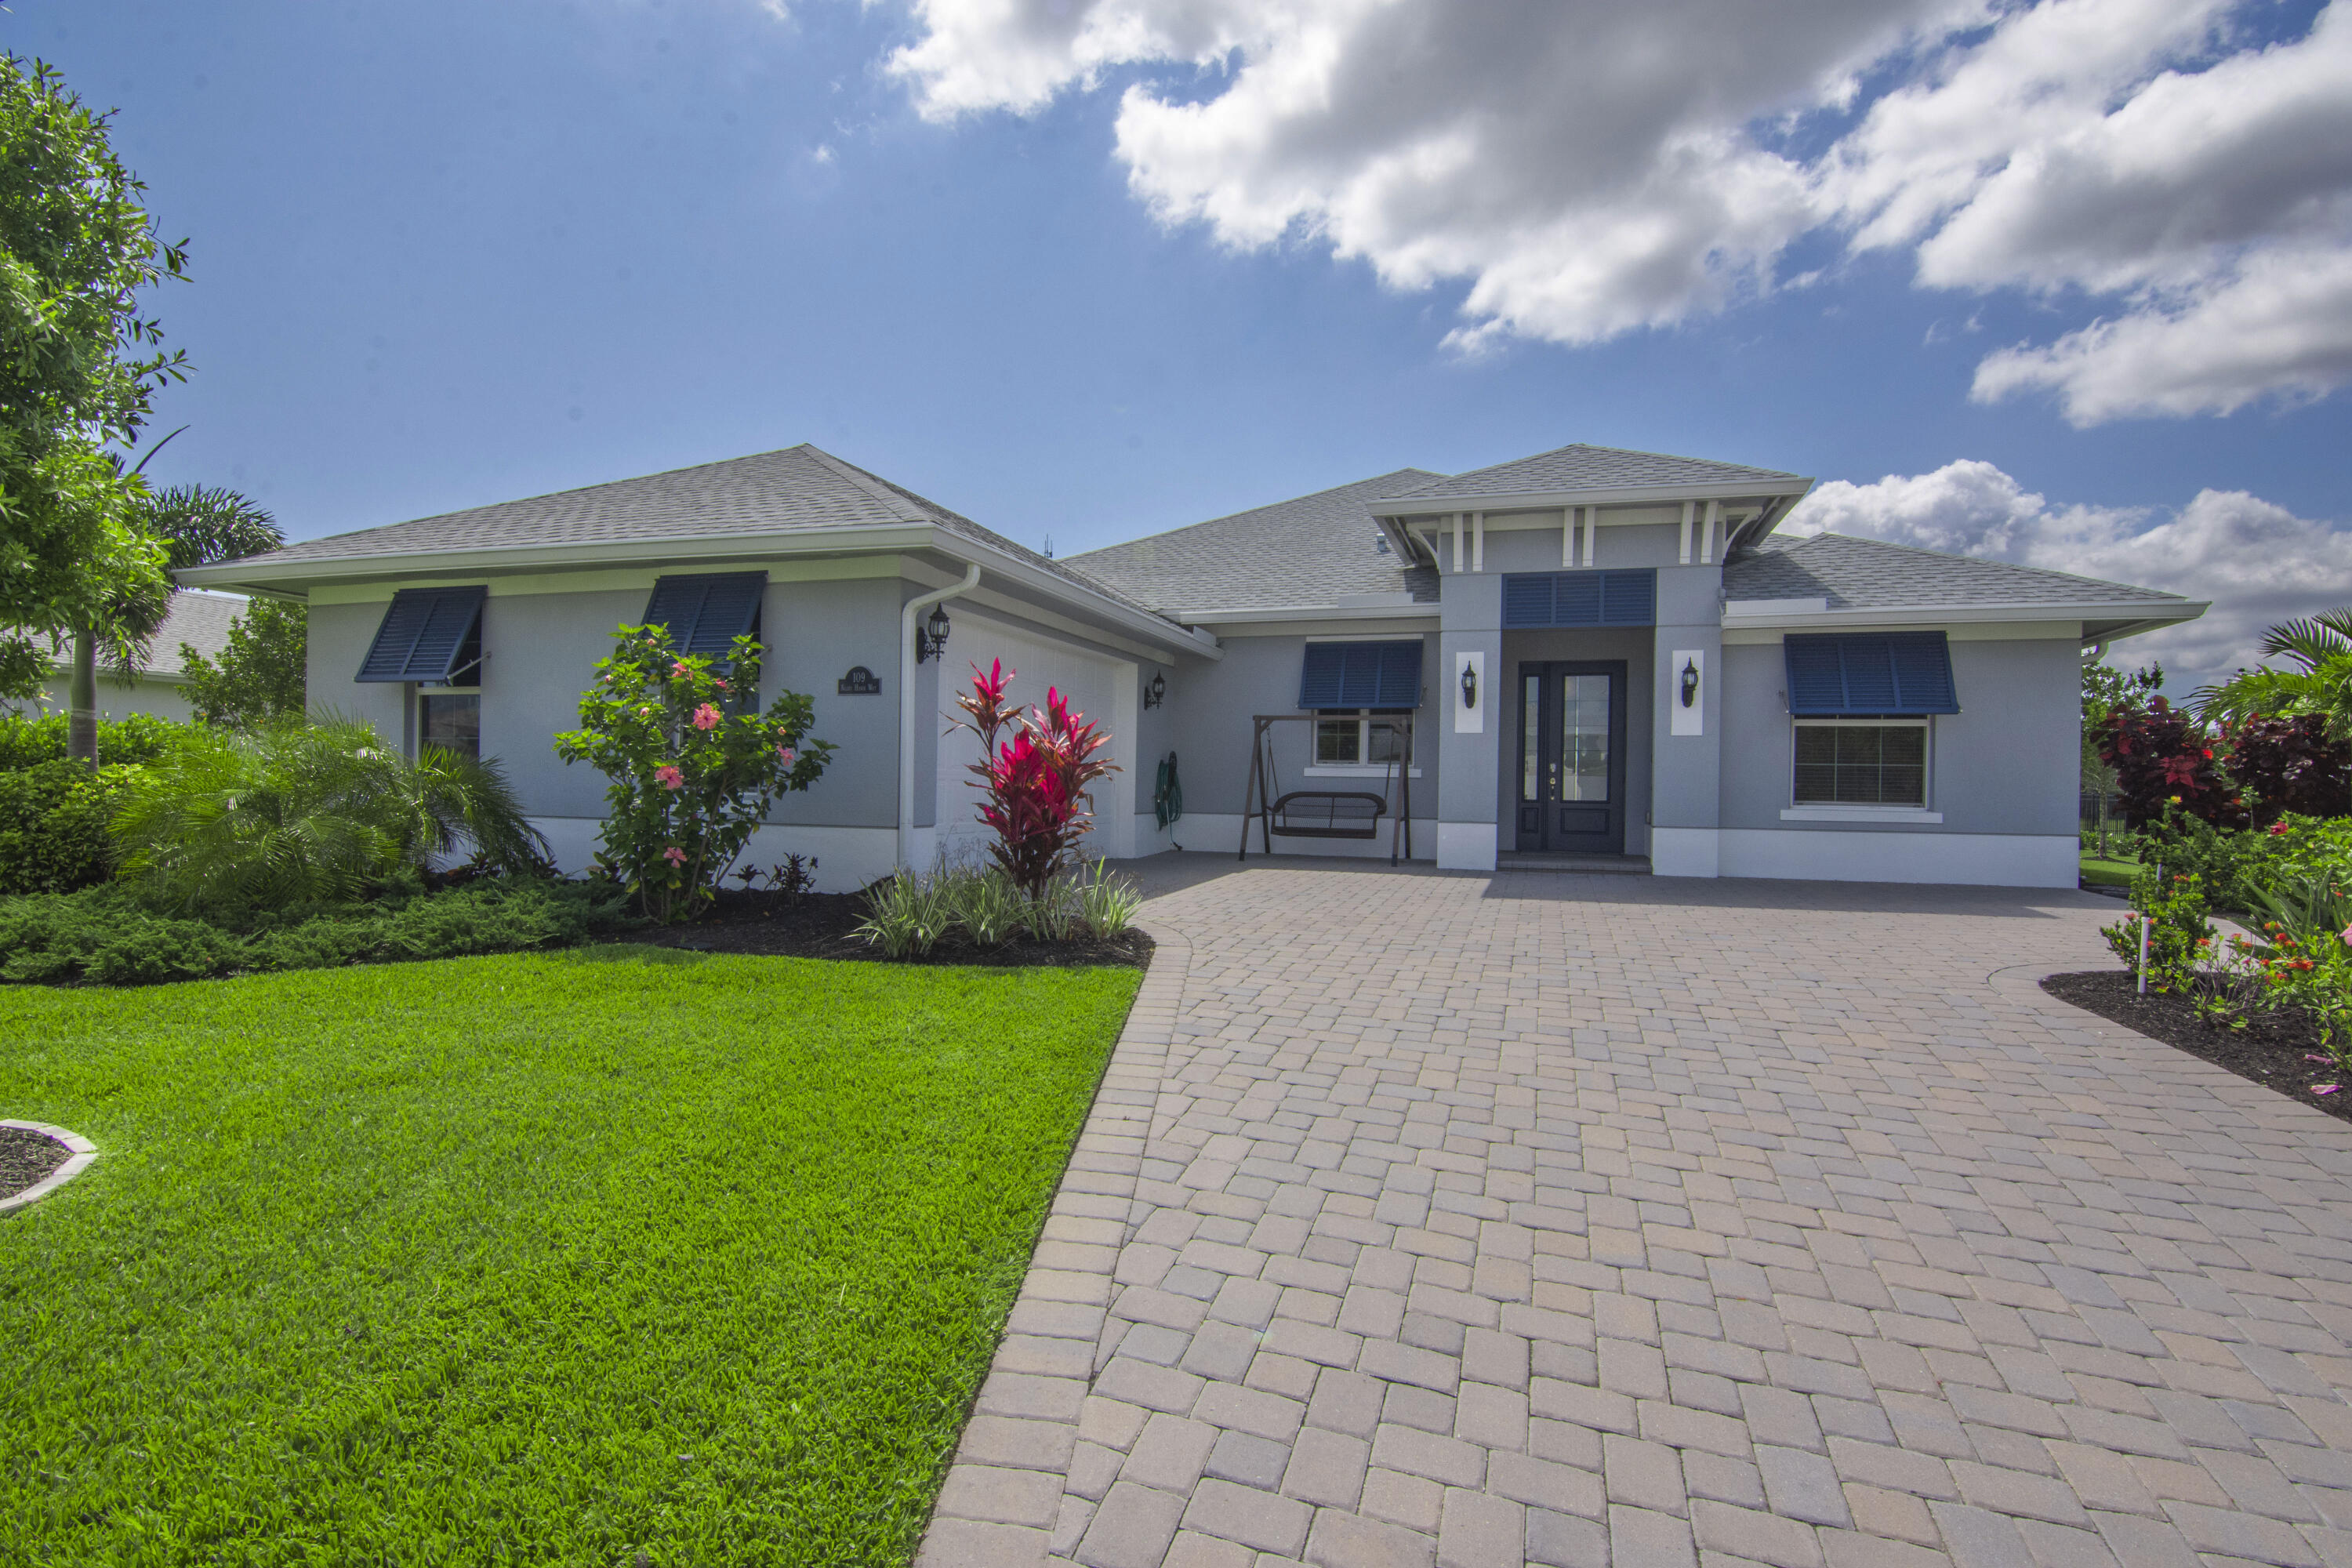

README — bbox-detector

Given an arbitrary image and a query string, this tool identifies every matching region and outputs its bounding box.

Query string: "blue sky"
[9,0,2350,686]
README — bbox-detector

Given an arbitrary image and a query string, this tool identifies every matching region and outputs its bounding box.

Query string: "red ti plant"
[2094,695,2248,830]
[953,659,1118,898]
[2223,714,2352,826]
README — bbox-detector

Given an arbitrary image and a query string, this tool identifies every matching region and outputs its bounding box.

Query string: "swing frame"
[1236,713,1415,866]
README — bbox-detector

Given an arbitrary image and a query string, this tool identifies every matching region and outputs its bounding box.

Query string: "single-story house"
[180,441,2205,889]
[3,590,249,727]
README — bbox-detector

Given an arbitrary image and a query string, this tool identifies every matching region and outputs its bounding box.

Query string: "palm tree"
[67,459,282,766]
[2192,609,2352,739]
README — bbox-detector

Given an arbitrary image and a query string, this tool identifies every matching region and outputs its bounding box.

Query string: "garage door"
[934,612,1125,864]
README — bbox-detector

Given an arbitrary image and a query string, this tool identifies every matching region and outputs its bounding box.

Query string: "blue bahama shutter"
[1299,641,1424,709]
[642,572,767,656]
[356,586,486,683]
[1501,570,1657,628]
[1783,632,1959,715]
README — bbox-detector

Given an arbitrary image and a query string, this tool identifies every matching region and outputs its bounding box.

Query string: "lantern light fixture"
[1144,670,1167,709]
[915,603,952,662]
[1460,660,1478,711]
[1680,656,1700,709]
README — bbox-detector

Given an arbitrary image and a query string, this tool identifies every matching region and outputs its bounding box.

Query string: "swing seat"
[1269,791,1387,840]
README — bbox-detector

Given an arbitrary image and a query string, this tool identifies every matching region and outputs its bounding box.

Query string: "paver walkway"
[920,861,2352,1568]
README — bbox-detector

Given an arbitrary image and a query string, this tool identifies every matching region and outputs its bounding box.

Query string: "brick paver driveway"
[920,860,2352,1568]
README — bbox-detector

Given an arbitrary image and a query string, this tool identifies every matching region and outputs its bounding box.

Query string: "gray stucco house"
[182,441,2205,890]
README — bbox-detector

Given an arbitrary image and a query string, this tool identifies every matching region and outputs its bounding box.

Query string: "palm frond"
[2259,609,2352,672]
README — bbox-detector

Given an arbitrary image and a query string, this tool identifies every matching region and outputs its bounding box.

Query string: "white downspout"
[898,561,983,869]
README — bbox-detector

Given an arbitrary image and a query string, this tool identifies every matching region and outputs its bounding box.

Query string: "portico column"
[1437,572,1503,872]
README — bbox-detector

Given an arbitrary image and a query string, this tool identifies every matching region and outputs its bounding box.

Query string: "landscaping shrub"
[952,659,1116,898]
[2101,869,2214,995]
[2225,714,2352,826]
[556,623,833,922]
[2093,696,2247,829]
[0,760,145,894]
[0,879,631,986]
[0,709,185,770]
[2132,807,2277,913]
[111,717,548,910]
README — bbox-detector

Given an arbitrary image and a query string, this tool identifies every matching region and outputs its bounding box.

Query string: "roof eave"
[175,522,942,590]
[1173,603,1442,626]
[181,521,1222,660]
[1370,475,1815,516]
[1720,599,2209,633]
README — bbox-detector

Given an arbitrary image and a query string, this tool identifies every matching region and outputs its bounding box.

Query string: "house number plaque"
[837,666,884,695]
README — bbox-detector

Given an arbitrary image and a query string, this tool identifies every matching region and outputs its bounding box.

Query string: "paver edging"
[0,1119,97,1216]
[916,920,1192,1568]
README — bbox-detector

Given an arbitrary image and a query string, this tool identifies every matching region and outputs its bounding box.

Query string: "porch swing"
[1235,639,1422,867]
[1236,713,1416,865]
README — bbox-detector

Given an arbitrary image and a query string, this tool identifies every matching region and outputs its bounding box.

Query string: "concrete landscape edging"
[0,1119,97,1216]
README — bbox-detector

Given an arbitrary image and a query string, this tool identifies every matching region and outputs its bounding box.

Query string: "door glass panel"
[1559,674,1610,802]
[1522,675,1541,800]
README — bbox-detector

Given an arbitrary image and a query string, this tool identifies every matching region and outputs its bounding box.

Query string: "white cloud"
[880,0,2352,419]
[1785,460,2352,691]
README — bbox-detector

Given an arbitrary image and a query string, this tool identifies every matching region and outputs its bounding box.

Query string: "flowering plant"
[952,659,1116,899]
[2093,696,2246,830]
[555,623,833,920]
[2100,869,2213,994]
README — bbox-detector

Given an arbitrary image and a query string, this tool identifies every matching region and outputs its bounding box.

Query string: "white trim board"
[1720,828,2076,887]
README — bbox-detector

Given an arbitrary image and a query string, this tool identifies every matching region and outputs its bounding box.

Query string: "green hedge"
[0,761,147,895]
[0,880,635,986]
[0,710,187,769]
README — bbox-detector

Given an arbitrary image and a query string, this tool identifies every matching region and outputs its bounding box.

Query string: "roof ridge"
[1069,468,1447,563]
[795,445,935,524]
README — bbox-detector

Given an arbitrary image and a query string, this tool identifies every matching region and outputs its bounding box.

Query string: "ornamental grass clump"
[555,624,833,921]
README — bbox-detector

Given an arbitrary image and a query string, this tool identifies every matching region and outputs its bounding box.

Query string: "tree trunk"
[68,629,98,771]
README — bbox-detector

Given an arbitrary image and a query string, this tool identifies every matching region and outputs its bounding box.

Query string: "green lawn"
[0,948,1138,1566]
[2081,851,2140,887]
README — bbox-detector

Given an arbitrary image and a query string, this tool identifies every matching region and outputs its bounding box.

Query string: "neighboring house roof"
[1380,443,1805,506]
[1725,532,2188,610]
[206,444,1174,626]
[1065,470,1447,615]
[27,590,246,681]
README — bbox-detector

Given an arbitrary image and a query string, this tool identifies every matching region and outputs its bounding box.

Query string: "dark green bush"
[0,710,187,770]
[0,879,633,986]
[0,760,147,895]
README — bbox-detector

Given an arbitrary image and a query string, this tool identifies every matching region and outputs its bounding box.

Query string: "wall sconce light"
[1144,670,1167,709]
[915,603,952,663]
[1680,656,1700,708]
[1461,661,1478,710]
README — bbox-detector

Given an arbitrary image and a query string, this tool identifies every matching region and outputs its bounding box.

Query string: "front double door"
[1515,661,1628,854]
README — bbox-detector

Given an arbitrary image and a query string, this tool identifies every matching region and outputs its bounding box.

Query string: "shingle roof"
[1726,532,2189,609]
[27,590,248,678]
[1383,443,1802,505]
[226,444,1171,622]
[1064,470,1447,614]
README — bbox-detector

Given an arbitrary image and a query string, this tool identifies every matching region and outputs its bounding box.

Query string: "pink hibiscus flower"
[654,764,684,790]
[692,703,722,731]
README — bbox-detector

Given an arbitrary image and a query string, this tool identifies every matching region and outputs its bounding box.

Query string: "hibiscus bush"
[555,625,833,920]
[952,659,1116,899]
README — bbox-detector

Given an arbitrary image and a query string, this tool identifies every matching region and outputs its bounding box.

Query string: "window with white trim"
[1314,710,1414,768]
[1793,719,1928,807]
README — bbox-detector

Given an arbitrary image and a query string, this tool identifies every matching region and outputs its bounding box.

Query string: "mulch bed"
[610,888,1153,970]
[0,1125,71,1203]
[2042,968,2351,1125]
